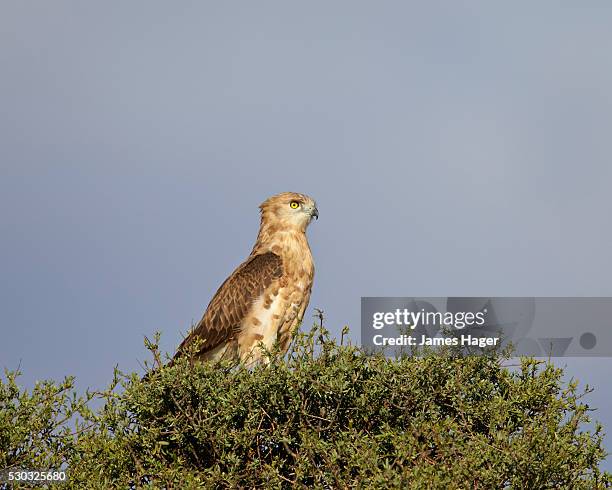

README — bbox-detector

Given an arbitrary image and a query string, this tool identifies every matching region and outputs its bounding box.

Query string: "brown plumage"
[174,192,318,364]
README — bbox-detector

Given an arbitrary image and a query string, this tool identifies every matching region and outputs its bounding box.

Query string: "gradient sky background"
[2,2,611,469]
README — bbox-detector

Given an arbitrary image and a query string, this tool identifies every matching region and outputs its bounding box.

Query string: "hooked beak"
[311,206,319,220]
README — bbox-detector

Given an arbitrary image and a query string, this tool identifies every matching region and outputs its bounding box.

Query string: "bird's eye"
[289,200,300,209]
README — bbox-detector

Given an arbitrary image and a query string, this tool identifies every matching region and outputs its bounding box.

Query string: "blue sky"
[1,1,611,469]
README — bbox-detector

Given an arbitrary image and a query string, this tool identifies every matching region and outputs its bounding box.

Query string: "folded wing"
[175,252,283,359]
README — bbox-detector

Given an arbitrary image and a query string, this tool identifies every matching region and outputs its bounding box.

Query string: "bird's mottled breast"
[270,231,314,287]
[239,229,315,361]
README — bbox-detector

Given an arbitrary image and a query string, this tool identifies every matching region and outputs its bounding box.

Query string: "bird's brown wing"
[175,252,283,359]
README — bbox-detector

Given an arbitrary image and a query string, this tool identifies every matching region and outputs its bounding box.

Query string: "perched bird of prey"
[174,192,318,364]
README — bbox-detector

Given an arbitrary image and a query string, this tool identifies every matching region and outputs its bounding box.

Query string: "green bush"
[1,325,610,489]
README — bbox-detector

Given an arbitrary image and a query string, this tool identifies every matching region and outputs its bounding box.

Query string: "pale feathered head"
[259,192,318,232]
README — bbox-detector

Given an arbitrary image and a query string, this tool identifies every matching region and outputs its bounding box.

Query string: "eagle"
[174,192,318,364]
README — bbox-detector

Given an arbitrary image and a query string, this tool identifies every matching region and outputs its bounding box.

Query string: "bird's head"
[259,192,318,232]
